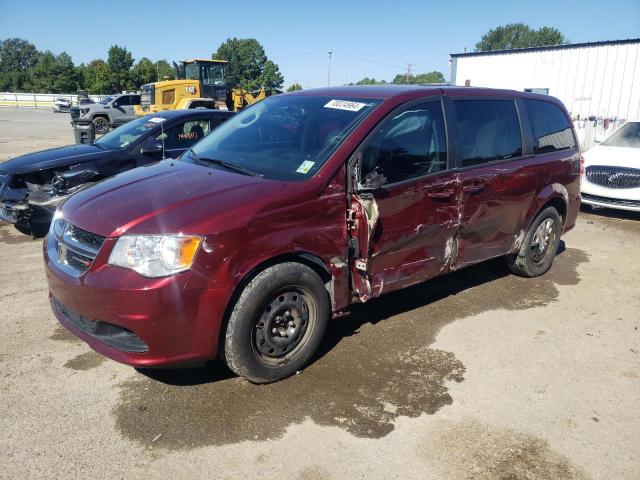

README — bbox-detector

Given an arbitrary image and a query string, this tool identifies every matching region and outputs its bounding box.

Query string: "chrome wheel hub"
[531,218,555,263]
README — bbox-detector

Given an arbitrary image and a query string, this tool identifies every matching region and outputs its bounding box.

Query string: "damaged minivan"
[0,109,233,236]
[45,86,580,383]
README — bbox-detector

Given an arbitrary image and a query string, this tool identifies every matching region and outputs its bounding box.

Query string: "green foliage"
[107,44,134,92]
[354,77,386,85]
[37,51,79,93]
[475,23,567,52]
[83,60,112,94]
[156,60,174,80]
[132,57,157,86]
[213,38,283,93]
[0,38,38,72]
[286,83,303,92]
[388,71,446,85]
[0,38,39,90]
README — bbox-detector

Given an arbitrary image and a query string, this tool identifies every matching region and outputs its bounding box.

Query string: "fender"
[91,112,112,124]
[526,182,569,230]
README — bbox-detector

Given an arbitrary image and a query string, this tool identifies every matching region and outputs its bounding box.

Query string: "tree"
[84,59,112,94]
[156,60,174,80]
[0,38,38,73]
[354,77,386,85]
[0,38,38,91]
[391,71,445,85]
[213,38,283,93]
[132,57,157,86]
[106,44,134,92]
[52,52,77,92]
[26,51,77,93]
[475,23,567,52]
[286,83,303,92]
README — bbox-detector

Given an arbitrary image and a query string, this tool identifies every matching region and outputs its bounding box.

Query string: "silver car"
[73,93,141,134]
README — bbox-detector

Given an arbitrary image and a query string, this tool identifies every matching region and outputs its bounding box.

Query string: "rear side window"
[454,100,522,167]
[130,95,141,106]
[360,101,447,184]
[524,99,575,153]
[114,96,131,106]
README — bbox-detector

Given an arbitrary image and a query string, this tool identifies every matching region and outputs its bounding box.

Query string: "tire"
[507,206,562,277]
[222,262,330,383]
[92,116,110,135]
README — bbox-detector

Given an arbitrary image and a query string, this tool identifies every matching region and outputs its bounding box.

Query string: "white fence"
[0,92,111,108]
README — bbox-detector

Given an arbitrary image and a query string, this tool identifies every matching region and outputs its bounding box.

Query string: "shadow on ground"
[114,245,588,449]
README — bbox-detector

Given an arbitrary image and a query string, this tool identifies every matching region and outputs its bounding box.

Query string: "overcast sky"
[1,0,638,88]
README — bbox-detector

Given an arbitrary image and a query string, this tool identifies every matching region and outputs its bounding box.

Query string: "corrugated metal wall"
[451,41,640,149]
[451,41,640,121]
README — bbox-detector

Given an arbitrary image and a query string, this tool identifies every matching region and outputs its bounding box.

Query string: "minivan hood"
[0,144,113,175]
[582,145,639,169]
[61,160,288,237]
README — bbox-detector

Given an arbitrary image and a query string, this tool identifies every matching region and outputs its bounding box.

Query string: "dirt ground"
[1,109,639,479]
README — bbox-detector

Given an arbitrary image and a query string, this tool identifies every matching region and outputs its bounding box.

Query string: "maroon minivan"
[45,86,581,383]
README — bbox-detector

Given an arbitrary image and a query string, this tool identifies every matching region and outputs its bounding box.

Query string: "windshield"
[186,95,381,180]
[602,122,640,148]
[185,63,198,80]
[99,96,114,105]
[94,115,164,149]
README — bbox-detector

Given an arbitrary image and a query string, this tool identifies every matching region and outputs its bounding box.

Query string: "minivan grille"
[50,219,105,275]
[585,165,640,189]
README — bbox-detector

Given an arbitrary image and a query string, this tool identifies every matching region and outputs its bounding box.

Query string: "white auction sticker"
[296,160,315,174]
[324,99,367,112]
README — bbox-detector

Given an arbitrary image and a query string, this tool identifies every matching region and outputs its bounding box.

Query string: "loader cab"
[182,59,228,104]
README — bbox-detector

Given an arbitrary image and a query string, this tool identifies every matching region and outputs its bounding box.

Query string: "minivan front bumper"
[45,239,232,367]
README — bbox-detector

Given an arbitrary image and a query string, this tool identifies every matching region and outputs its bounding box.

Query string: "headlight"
[108,235,202,277]
[50,210,66,237]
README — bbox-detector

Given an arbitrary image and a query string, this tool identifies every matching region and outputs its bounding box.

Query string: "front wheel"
[92,116,110,135]
[222,262,330,383]
[507,206,562,277]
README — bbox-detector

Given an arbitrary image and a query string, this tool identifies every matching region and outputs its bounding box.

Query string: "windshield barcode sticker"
[296,160,315,174]
[324,100,367,112]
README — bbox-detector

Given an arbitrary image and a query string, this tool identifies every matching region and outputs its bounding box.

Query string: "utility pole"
[327,50,333,87]
[405,63,414,84]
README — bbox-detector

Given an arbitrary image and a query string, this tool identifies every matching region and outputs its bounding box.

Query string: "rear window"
[524,99,575,153]
[454,100,522,167]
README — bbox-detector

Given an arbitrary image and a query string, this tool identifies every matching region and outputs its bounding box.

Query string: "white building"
[450,39,640,148]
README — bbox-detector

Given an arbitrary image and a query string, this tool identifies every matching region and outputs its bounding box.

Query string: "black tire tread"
[508,206,562,278]
[222,262,329,384]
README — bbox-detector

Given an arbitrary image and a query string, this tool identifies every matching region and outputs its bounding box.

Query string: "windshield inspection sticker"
[147,117,167,123]
[324,99,368,112]
[296,160,315,174]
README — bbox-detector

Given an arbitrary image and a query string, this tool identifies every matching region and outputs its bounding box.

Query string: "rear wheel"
[92,116,110,135]
[507,206,562,277]
[222,262,330,383]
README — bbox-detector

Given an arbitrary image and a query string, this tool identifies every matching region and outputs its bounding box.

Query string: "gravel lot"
[1,109,639,479]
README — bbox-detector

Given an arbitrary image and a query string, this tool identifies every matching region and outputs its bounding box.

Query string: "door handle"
[427,188,455,199]
[463,180,485,194]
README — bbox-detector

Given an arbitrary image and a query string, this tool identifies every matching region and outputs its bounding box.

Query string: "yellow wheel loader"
[134,59,266,115]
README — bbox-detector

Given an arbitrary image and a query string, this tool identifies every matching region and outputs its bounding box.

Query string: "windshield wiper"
[188,150,262,177]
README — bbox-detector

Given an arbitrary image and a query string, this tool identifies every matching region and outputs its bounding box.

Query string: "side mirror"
[140,138,163,155]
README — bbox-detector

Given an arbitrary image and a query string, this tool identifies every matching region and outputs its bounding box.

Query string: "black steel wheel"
[223,262,329,383]
[252,288,317,364]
